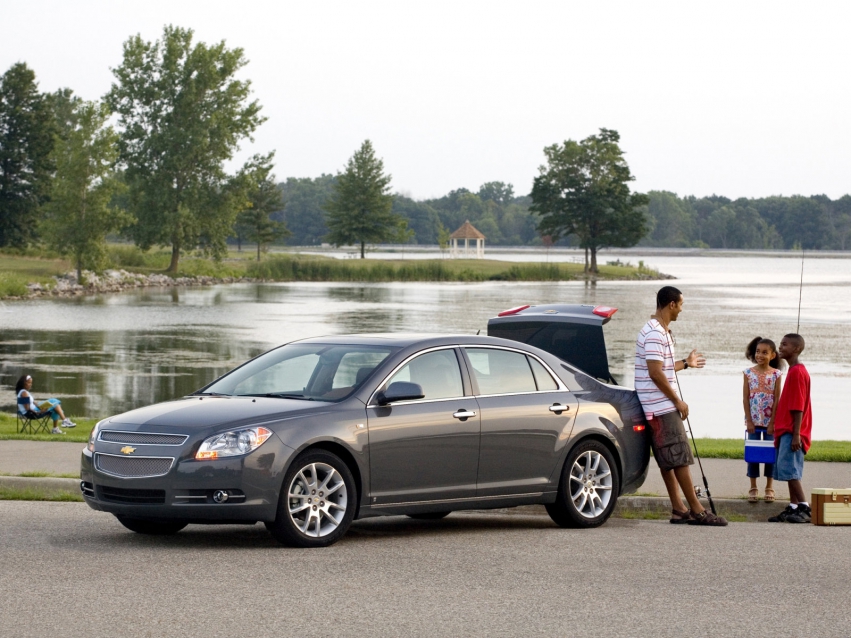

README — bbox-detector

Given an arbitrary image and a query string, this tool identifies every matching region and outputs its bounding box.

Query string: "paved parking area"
[2,501,849,637]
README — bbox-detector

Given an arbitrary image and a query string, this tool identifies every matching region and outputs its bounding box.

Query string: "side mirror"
[376,382,425,406]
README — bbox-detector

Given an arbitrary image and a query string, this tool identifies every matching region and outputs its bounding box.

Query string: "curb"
[0,477,783,522]
[0,476,80,494]
[455,497,782,523]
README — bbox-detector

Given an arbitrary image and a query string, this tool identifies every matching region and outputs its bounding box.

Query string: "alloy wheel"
[568,449,613,518]
[287,461,349,538]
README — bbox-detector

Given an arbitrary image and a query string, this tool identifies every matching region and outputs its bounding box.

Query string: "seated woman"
[15,374,76,434]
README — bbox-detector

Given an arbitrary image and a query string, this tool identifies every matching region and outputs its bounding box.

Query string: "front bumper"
[80,436,294,523]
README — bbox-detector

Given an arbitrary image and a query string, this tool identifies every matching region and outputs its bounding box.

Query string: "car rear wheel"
[266,450,356,548]
[115,516,188,535]
[546,439,619,529]
[407,511,451,520]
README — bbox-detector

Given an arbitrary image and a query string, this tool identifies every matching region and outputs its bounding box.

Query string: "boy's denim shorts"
[774,433,805,481]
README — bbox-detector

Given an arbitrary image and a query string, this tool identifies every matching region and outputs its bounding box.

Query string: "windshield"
[201,343,397,402]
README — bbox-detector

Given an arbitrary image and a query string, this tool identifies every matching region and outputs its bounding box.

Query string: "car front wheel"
[115,516,188,535]
[266,450,356,548]
[546,439,619,529]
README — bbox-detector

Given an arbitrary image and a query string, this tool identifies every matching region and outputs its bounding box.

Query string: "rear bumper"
[80,437,294,523]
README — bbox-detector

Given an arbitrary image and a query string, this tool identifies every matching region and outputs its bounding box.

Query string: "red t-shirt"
[774,363,812,453]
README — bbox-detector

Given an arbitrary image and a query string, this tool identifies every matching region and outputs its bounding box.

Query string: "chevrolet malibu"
[81,334,650,547]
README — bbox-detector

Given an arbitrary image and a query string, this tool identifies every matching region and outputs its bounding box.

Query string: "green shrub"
[0,273,30,297]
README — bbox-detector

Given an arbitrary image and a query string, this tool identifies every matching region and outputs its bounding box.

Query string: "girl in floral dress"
[743,337,783,502]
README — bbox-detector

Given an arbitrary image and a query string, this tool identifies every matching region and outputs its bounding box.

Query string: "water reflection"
[1,253,850,439]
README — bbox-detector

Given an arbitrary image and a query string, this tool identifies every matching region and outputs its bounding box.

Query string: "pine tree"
[324,140,406,258]
[0,63,56,247]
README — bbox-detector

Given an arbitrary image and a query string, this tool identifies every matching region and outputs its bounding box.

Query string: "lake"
[2,249,849,440]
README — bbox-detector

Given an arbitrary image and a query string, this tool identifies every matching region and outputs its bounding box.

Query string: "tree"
[236,163,289,260]
[324,140,405,258]
[478,181,514,205]
[530,129,648,273]
[0,63,56,247]
[643,191,697,247]
[278,175,335,245]
[106,25,266,272]
[41,101,128,281]
[392,195,441,244]
[437,222,451,257]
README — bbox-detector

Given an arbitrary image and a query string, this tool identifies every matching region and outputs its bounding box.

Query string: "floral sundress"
[744,367,782,429]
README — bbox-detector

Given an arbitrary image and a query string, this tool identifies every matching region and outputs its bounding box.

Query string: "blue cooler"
[744,435,776,464]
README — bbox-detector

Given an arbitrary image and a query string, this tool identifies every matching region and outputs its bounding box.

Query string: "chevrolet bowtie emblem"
[120,446,136,455]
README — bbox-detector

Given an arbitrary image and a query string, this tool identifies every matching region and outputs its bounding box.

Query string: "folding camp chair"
[16,396,54,434]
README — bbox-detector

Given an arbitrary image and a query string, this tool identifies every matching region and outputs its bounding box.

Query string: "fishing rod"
[796,248,805,333]
[665,333,717,515]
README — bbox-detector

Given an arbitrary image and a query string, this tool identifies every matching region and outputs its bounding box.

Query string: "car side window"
[465,348,537,395]
[528,356,559,391]
[386,349,464,400]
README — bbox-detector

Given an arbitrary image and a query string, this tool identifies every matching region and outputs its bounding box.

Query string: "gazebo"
[449,220,485,259]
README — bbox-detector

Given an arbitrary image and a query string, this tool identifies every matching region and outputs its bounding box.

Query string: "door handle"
[453,410,477,421]
[549,404,570,414]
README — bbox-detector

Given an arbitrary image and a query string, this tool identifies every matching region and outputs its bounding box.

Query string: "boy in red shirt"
[768,334,813,523]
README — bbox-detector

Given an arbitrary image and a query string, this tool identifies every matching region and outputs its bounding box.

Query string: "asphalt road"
[3,502,850,637]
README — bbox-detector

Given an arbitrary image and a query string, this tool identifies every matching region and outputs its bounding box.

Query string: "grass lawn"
[0,254,71,297]
[0,486,83,502]
[0,412,93,443]
[692,438,851,463]
[1,246,663,299]
[2,412,849,461]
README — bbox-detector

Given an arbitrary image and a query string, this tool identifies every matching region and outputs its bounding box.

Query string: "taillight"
[633,425,646,432]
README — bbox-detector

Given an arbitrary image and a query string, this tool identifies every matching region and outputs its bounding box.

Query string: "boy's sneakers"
[51,427,65,435]
[787,504,812,524]
[769,504,811,523]
[61,418,76,428]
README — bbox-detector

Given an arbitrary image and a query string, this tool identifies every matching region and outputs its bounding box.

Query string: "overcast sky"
[3,1,850,200]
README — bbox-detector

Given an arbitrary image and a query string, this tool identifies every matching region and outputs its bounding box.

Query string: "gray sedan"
[81,334,650,547]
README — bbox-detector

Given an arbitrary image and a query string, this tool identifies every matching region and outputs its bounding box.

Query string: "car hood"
[105,396,335,429]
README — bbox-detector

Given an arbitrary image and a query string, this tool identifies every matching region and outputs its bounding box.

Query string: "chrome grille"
[95,453,174,478]
[99,430,188,445]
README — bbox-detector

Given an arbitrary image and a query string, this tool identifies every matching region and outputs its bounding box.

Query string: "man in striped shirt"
[636,286,727,526]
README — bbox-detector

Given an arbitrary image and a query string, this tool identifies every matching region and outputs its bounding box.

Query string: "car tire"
[115,516,188,535]
[266,449,356,548]
[546,439,620,529]
[407,512,451,520]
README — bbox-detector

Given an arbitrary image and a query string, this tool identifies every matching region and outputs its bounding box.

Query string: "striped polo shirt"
[635,318,679,417]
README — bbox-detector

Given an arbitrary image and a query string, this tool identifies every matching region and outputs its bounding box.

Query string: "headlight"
[87,421,104,452]
[195,427,272,460]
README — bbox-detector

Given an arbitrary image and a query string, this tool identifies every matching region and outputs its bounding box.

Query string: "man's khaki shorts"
[648,411,694,471]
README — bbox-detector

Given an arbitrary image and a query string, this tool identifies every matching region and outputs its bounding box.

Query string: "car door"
[366,347,480,505]
[462,346,578,497]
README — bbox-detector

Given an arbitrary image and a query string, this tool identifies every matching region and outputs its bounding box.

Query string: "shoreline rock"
[9,266,673,301]
[19,269,258,299]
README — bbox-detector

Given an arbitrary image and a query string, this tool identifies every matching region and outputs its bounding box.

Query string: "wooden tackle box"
[811,488,851,526]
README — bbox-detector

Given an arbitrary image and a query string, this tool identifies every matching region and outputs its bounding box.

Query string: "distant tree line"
[277,178,851,253]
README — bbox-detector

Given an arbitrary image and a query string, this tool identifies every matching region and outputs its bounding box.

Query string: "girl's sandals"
[670,508,691,524]
[748,488,760,503]
[764,488,776,502]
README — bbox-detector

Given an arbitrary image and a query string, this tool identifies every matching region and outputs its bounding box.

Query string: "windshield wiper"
[241,393,314,400]
[192,391,231,397]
